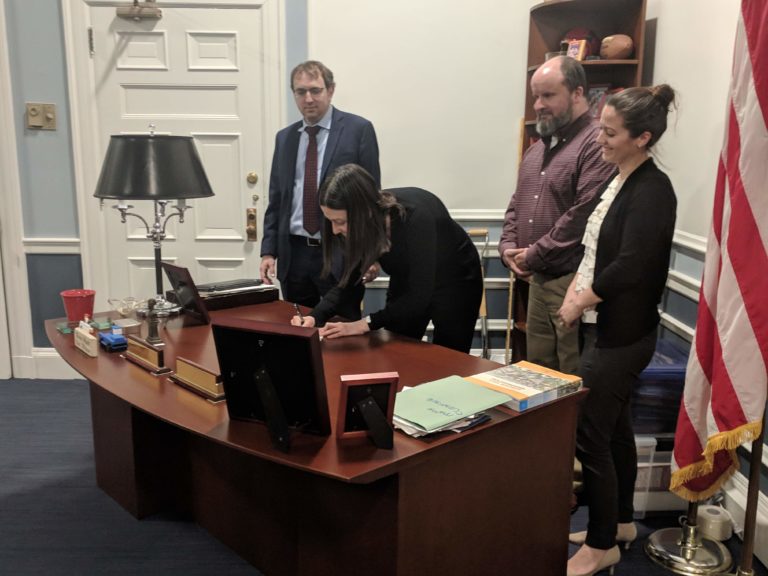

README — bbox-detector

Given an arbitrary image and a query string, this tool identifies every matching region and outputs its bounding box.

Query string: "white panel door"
[85,1,279,300]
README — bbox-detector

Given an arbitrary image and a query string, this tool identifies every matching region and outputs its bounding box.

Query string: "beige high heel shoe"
[569,522,637,549]
[566,545,620,576]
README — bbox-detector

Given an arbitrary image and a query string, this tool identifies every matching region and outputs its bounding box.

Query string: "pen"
[293,302,304,323]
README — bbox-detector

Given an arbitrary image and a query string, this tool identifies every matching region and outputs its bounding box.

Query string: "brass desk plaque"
[124,335,171,375]
[170,357,224,402]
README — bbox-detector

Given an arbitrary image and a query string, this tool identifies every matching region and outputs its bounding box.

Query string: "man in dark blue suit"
[260,60,380,318]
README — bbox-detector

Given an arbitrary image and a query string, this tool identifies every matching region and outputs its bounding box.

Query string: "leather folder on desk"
[166,282,278,310]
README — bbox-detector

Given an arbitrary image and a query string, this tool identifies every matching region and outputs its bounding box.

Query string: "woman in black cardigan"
[558,85,677,576]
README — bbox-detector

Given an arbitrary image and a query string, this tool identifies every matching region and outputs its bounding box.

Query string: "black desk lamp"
[94,133,214,314]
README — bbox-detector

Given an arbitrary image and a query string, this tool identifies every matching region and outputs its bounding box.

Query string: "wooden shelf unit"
[523,0,648,147]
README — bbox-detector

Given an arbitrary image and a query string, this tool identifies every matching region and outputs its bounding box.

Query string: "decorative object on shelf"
[566,39,588,61]
[587,84,611,119]
[562,27,600,58]
[93,127,215,316]
[600,34,634,60]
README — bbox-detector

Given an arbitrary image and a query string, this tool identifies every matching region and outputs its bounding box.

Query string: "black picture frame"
[161,262,211,326]
[211,316,331,451]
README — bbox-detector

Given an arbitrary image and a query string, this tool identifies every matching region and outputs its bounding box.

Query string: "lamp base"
[136,296,181,317]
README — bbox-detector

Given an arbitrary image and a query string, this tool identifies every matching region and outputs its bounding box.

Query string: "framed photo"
[587,84,611,119]
[337,372,399,446]
[566,39,587,61]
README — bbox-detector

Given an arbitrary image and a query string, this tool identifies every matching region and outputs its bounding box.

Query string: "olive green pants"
[525,272,580,375]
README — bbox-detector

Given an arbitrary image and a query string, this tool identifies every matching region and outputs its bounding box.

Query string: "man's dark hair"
[559,56,588,94]
[290,60,335,90]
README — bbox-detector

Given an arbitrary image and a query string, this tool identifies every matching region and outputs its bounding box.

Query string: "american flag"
[670,1,768,501]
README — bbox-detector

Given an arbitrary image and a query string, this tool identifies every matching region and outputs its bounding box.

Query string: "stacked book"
[392,363,582,439]
[466,361,582,412]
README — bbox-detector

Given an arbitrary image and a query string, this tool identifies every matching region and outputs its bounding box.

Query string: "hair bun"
[650,84,676,111]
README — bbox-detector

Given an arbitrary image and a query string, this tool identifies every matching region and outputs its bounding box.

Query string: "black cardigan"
[591,158,677,347]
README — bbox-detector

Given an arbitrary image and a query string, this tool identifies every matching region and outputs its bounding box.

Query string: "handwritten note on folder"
[393,375,511,433]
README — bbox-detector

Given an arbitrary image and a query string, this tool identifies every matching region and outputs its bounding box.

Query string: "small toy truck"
[99,331,128,352]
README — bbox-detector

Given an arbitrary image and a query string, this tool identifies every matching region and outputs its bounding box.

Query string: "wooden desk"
[46,302,583,576]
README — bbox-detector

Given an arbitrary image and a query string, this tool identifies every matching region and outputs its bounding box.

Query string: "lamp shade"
[93,134,214,200]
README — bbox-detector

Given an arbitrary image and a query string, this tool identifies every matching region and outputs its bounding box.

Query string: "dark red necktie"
[303,125,321,235]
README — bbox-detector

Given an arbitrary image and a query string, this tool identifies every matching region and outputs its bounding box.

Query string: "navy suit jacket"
[261,107,380,282]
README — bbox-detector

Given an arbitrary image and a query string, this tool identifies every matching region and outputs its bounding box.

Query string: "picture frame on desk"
[337,372,399,449]
[587,84,611,120]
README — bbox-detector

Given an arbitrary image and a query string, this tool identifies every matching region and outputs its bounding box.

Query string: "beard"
[536,104,573,137]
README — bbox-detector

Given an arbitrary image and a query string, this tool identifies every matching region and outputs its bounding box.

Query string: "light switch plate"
[26,103,57,130]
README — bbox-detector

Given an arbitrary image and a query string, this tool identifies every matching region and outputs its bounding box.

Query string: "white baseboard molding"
[722,472,768,568]
[13,349,81,380]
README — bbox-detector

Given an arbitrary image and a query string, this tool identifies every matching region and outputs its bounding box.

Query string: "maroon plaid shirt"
[499,113,615,278]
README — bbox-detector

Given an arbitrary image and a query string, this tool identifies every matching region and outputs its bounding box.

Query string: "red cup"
[61,289,96,322]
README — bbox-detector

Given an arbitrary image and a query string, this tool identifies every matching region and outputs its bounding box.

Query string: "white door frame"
[0,0,30,379]
[0,0,286,379]
[62,0,285,311]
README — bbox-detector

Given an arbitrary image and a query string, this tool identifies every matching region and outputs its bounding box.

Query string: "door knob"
[247,171,258,185]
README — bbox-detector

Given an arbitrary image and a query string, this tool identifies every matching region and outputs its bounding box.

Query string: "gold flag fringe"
[670,419,762,502]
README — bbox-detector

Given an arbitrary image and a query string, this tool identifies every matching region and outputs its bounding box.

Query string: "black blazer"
[592,158,677,347]
[260,107,380,282]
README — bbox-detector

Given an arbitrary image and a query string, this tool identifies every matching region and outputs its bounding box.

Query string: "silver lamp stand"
[112,199,187,316]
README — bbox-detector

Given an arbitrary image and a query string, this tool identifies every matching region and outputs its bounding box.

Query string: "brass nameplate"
[125,335,170,375]
[170,357,224,402]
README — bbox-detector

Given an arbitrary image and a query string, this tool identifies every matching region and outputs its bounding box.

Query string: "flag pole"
[725,421,765,576]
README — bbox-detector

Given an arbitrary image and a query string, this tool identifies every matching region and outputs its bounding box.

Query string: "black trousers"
[387,276,483,354]
[576,325,656,550]
[282,236,362,320]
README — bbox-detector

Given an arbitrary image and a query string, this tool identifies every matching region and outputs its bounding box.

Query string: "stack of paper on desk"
[393,375,511,436]
[466,361,582,412]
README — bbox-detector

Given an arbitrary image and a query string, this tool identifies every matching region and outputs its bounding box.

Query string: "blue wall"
[5,0,78,238]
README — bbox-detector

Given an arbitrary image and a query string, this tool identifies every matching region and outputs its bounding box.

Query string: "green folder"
[394,375,511,432]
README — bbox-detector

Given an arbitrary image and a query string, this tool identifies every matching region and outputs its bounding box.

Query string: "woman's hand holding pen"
[291,315,316,327]
[290,303,316,328]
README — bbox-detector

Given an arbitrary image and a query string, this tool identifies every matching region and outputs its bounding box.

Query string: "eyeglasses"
[294,87,325,97]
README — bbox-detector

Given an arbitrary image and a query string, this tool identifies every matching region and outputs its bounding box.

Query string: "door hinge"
[88,27,94,57]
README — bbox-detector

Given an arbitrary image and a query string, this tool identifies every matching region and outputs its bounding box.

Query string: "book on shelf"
[465,361,582,412]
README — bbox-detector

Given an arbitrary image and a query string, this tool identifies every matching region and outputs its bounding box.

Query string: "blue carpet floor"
[0,378,257,575]
[1,378,765,575]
